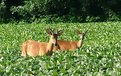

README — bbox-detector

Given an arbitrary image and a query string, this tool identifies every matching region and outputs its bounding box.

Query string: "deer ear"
[57,30,63,36]
[84,30,89,35]
[76,30,82,34]
[46,29,51,35]
[46,28,53,35]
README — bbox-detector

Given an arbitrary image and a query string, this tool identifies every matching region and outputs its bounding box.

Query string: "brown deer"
[53,30,88,51]
[21,28,63,57]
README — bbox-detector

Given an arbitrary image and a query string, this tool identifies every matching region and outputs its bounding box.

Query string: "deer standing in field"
[53,30,88,51]
[21,28,63,57]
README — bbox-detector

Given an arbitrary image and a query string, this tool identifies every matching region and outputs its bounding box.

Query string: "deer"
[53,29,88,51]
[21,28,63,57]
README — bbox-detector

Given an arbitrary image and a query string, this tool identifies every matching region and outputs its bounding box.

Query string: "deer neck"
[77,39,84,48]
[47,40,54,52]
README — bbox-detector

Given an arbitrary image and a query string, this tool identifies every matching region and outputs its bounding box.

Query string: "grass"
[0,21,121,75]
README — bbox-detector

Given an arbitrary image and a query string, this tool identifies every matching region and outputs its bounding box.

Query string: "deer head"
[76,29,88,40]
[46,28,63,46]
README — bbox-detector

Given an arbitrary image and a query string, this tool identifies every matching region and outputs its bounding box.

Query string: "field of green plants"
[0,21,121,75]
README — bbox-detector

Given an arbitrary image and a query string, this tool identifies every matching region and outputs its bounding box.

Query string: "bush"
[1,0,121,23]
[0,2,6,22]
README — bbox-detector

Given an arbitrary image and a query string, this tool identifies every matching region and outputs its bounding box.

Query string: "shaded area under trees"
[0,0,121,23]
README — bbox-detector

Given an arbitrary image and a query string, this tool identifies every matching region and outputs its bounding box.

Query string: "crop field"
[0,22,121,75]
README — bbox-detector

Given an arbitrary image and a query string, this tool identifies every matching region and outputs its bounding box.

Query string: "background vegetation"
[0,0,121,75]
[0,22,121,75]
[0,0,121,23]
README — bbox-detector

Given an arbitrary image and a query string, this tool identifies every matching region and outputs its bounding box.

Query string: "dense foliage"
[0,22,121,75]
[0,0,121,22]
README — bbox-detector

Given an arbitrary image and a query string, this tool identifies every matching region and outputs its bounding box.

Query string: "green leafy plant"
[0,22,121,75]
